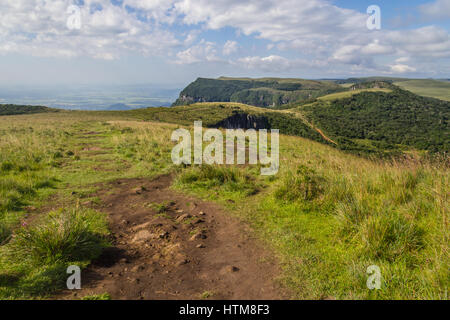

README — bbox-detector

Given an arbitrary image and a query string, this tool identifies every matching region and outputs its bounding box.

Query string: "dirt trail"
[281,109,337,145]
[59,175,286,300]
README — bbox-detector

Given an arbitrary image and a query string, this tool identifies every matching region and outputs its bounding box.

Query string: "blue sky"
[0,0,449,87]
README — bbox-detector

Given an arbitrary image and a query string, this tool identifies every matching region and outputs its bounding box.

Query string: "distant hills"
[173,77,343,108]
[106,103,134,111]
[1,77,448,155]
[174,77,450,107]
[156,77,450,155]
[0,104,58,116]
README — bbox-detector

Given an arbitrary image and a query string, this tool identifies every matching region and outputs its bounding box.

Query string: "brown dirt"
[58,174,286,300]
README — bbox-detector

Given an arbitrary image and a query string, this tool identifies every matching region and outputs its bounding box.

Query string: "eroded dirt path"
[60,175,286,300]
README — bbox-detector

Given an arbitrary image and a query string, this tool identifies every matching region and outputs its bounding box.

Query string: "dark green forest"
[0,104,57,116]
[173,77,343,108]
[303,88,449,153]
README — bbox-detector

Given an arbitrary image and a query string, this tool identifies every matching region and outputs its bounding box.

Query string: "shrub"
[274,165,326,201]
[11,208,108,264]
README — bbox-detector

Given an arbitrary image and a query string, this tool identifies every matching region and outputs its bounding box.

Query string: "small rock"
[159,231,169,239]
[189,202,197,210]
[196,244,205,248]
[131,221,151,231]
[119,258,129,264]
[176,258,190,266]
[132,230,155,243]
[176,213,191,223]
[133,186,147,194]
[152,253,161,261]
[190,232,207,241]
[198,211,206,216]
[131,265,145,273]
[220,265,239,274]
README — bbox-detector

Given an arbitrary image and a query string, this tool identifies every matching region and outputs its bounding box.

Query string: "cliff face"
[212,112,270,130]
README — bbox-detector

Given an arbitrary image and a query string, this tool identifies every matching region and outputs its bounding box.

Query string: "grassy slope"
[0,111,447,300]
[296,88,449,154]
[102,89,448,157]
[0,112,177,299]
[394,80,450,102]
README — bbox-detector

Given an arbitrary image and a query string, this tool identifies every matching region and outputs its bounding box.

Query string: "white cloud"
[419,0,450,20]
[389,64,417,74]
[223,40,238,55]
[175,40,221,64]
[0,0,448,77]
[0,0,180,59]
[236,55,308,72]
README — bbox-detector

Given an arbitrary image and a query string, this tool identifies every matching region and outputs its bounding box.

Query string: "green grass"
[394,79,450,101]
[0,207,109,299]
[176,134,449,299]
[0,113,178,299]
[0,111,448,300]
[82,293,111,300]
[10,208,109,264]
[175,165,261,201]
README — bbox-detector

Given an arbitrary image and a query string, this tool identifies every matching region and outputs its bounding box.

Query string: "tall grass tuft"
[361,211,425,264]
[274,165,326,201]
[178,165,259,196]
[10,208,109,264]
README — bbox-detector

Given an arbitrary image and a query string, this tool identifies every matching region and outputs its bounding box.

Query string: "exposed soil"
[58,174,286,300]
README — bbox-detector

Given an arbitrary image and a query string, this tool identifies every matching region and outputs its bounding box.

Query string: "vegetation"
[0,113,176,299]
[173,77,343,108]
[0,77,448,300]
[301,87,449,153]
[175,134,448,299]
[0,104,57,116]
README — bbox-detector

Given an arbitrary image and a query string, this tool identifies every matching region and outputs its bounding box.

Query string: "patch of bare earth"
[58,175,287,300]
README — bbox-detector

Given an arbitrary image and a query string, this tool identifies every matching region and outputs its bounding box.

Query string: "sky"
[0,0,449,87]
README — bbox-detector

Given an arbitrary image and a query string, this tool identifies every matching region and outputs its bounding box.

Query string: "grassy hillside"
[317,88,392,101]
[0,111,447,299]
[0,104,57,116]
[173,77,343,108]
[299,87,449,154]
[394,79,450,101]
